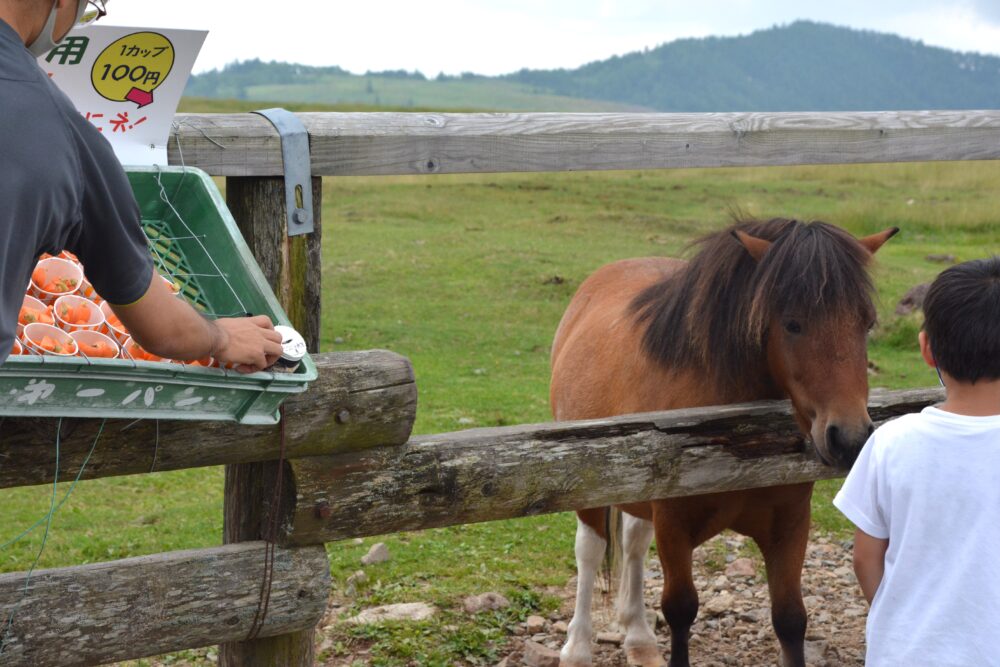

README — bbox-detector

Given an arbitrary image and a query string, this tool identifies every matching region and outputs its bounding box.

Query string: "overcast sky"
[105,1,1000,75]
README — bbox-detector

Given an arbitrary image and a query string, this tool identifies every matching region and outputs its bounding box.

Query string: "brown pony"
[550,218,896,667]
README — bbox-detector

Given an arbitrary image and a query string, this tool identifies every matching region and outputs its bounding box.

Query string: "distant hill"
[186,21,1000,112]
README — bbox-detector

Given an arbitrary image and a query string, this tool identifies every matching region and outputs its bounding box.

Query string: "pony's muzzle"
[824,421,874,469]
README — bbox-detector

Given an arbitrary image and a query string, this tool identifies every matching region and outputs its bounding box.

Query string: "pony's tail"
[602,507,623,603]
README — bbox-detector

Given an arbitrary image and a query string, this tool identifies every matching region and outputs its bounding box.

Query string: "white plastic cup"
[29,257,83,305]
[122,337,164,363]
[99,301,130,345]
[70,330,120,359]
[53,294,104,333]
[18,295,50,338]
[22,323,78,357]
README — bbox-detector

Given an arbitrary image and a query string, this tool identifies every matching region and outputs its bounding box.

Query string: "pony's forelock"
[630,218,875,396]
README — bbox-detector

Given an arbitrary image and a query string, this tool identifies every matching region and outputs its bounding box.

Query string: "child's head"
[921,256,1000,384]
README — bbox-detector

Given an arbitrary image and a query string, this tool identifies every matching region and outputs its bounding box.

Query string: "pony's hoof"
[559,660,592,667]
[626,644,667,667]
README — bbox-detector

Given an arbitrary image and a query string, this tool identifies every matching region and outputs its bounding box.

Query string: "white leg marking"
[561,518,605,666]
[618,514,662,664]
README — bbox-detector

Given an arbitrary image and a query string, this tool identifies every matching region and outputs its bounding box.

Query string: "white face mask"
[26,0,92,58]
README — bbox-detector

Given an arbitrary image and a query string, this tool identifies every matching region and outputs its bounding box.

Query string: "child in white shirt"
[834,256,1000,667]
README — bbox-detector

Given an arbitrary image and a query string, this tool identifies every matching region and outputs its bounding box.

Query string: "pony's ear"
[732,230,772,262]
[857,227,900,254]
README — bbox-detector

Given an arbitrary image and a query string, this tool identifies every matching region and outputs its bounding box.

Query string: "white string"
[152,164,248,314]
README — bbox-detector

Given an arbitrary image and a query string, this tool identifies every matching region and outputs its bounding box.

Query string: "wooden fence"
[2,108,989,666]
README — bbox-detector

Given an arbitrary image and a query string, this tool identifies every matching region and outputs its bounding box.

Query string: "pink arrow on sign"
[125,87,154,108]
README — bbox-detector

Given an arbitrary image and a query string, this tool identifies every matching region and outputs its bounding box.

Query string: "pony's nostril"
[866,422,875,438]
[826,425,841,451]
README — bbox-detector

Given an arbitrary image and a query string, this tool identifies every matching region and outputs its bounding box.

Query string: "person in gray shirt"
[0,0,283,370]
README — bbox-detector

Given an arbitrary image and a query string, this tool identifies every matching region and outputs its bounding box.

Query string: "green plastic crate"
[0,166,317,425]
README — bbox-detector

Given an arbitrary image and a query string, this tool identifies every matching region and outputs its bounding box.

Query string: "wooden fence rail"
[279,387,942,545]
[169,110,1000,177]
[0,543,329,667]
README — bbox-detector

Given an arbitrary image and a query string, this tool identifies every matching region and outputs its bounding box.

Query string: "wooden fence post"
[219,175,324,666]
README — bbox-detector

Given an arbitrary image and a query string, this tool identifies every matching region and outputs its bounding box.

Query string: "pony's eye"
[785,320,802,334]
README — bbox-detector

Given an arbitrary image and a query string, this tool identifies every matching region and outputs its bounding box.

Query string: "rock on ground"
[520,640,560,667]
[525,615,547,634]
[346,602,436,624]
[895,283,930,315]
[724,558,756,578]
[360,542,390,565]
[464,591,512,614]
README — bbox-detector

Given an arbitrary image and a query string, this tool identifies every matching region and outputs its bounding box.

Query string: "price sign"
[41,26,206,165]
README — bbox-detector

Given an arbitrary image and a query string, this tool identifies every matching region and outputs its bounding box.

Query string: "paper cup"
[18,295,52,338]
[122,337,164,363]
[70,330,120,359]
[22,323,78,357]
[29,258,83,305]
[99,302,130,344]
[54,295,104,333]
[79,275,100,302]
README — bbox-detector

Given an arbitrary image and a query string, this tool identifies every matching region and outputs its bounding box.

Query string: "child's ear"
[918,330,936,369]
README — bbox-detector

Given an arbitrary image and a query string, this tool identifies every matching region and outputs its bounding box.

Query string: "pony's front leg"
[737,485,812,667]
[652,524,698,667]
[561,510,607,667]
[757,500,810,667]
[617,512,666,667]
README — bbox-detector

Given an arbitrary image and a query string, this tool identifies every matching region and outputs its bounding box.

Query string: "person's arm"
[112,269,284,373]
[853,528,889,604]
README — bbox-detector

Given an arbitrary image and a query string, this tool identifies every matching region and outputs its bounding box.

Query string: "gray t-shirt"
[0,19,153,362]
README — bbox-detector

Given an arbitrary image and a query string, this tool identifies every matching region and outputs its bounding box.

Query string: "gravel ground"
[500,531,868,667]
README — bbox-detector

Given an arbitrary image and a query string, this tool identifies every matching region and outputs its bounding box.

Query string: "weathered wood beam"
[227,176,323,352]
[0,350,416,489]
[221,173,326,665]
[168,111,1000,177]
[279,387,943,545]
[0,542,329,667]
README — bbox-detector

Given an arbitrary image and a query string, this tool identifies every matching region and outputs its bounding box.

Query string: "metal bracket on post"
[251,108,314,236]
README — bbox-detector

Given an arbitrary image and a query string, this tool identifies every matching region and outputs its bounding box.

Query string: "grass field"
[3,158,999,665]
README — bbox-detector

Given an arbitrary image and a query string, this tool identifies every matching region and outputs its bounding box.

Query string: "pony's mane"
[629,218,876,396]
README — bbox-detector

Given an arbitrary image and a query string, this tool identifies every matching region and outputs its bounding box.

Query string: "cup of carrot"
[70,330,119,359]
[122,337,164,363]
[79,274,101,302]
[53,295,103,333]
[99,302,130,344]
[29,258,83,305]
[22,323,78,357]
[18,295,53,338]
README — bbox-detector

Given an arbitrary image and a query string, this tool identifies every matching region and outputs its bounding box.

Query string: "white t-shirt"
[834,406,1000,667]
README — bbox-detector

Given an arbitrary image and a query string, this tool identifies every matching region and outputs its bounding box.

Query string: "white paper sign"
[39,26,207,165]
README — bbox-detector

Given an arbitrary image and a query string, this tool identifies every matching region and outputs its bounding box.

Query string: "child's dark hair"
[922,256,1000,383]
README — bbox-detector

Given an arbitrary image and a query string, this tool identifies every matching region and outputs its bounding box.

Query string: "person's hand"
[210,315,284,373]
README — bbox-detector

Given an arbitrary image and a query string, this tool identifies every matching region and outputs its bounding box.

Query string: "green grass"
[3,160,999,664]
